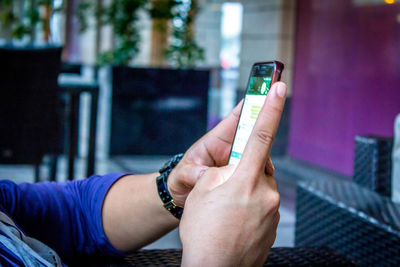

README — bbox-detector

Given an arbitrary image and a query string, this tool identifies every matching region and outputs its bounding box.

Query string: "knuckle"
[181,165,193,186]
[174,164,195,188]
[265,163,275,176]
[255,129,274,146]
[173,164,184,179]
[201,167,220,181]
[206,167,219,176]
[267,191,281,211]
[272,102,283,113]
[269,178,278,191]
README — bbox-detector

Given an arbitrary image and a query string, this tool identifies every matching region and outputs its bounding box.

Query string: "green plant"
[76,0,204,67]
[147,0,181,66]
[165,0,204,68]
[1,0,28,39]
[0,0,56,41]
[77,0,147,66]
[100,0,147,66]
[148,0,181,20]
[76,0,93,33]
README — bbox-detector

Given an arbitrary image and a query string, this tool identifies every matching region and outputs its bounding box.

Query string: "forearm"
[0,175,128,261]
[102,173,179,252]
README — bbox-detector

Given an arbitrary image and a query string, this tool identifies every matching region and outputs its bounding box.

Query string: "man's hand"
[168,93,275,207]
[102,82,285,253]
[180,82,287,266]
[167,99,242,206]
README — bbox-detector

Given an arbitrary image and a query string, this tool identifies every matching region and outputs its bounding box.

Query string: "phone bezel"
[227,61,284,165]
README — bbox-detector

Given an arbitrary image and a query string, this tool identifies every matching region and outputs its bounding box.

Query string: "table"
[82,247,358,266]
[59,80,99,180]
[296,180,400,266]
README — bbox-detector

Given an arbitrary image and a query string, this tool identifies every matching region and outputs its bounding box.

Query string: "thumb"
[265,157,275,176]
[174,163,210,189]
[195,165,236,193]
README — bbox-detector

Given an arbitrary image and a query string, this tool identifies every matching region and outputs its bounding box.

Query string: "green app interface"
[229,64,274,165]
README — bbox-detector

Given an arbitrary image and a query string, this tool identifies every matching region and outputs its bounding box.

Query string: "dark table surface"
[84,247,358,266]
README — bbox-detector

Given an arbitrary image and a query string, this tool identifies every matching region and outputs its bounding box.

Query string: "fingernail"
[276,83,286,98]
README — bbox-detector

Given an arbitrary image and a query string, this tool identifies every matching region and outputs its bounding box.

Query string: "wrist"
[156,153,184,219]
[102,173,178,252]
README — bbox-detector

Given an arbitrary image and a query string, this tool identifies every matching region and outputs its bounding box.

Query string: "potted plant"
[110,0,209,155]
[77,0,210,155]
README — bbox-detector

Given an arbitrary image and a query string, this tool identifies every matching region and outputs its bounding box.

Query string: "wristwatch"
[156,153,184,219]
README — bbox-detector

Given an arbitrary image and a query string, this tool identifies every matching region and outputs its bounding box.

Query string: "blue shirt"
[0,173,128,266]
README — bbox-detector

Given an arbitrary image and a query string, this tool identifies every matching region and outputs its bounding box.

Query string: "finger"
[264,157,275,176]
[266,174,278,191]
[195,165,236,193]
[208,99,243,145]
[173,163,209,189]
[237,82,287,176]
[198,100,244,167]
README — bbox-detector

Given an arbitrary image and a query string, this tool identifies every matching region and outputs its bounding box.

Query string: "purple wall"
[288,0,400,176]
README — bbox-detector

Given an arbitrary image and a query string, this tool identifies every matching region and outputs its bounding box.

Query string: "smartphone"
[228,61,284,165]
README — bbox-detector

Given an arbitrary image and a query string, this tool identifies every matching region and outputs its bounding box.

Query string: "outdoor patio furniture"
[391,114,400,202]
[126,247,357,266]
[353,135,393,197]
[0,46,99,181]
[0,46,62,181]
[58,80,99,180]
[296,180,400,267]
[78,247,357,266]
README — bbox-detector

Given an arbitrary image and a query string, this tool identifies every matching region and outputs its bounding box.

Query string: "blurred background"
[0,0,399,253]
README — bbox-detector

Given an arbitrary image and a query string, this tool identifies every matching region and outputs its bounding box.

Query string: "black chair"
[296,180,400,267]
[353,135,393,197]
[0,46,63,181]
[296,136,398,266]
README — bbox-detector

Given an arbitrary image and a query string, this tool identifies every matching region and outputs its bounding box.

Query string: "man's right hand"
[179,82,287,267]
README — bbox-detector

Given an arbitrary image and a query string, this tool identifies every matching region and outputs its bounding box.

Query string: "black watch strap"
[156,153,184,219]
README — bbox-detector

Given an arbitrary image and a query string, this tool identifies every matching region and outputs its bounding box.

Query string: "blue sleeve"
[0,173,129,262]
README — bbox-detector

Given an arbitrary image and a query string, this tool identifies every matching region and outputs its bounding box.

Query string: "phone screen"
[228,63,277,165]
